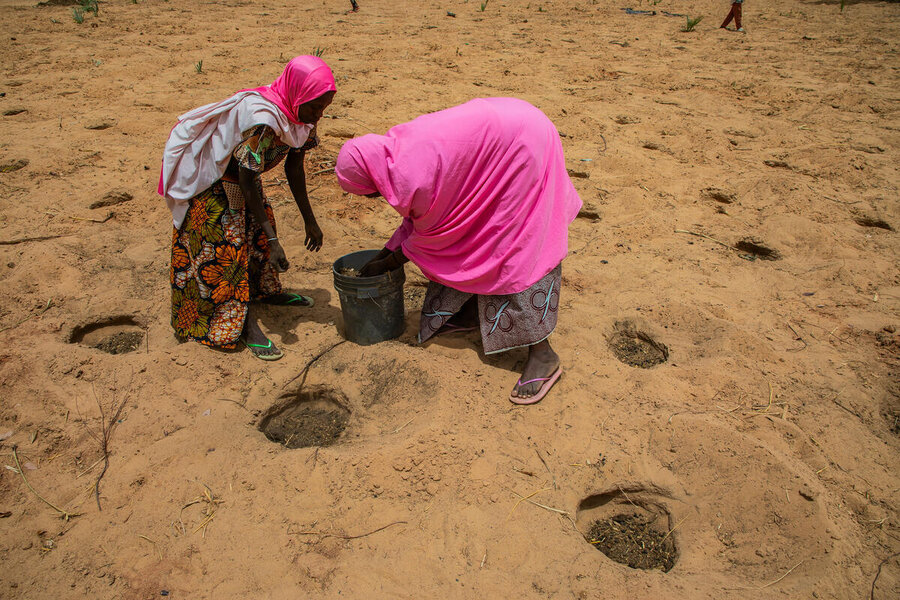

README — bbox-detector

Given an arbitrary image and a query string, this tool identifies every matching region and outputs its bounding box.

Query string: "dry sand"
[1,0,898,598]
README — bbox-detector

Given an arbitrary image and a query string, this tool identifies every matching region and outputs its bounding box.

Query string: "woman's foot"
[257,292,315,307]
[242,313,283,360]
[511,340,561,402]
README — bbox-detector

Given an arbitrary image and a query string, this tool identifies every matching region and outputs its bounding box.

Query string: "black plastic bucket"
[332,250,406,345]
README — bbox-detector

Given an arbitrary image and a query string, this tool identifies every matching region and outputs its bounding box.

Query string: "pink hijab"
[159,56,336,227]
[336,98,582,295]
[243,55,336,124]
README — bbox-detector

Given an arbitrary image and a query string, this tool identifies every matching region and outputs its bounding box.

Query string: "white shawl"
[159,91,312,228]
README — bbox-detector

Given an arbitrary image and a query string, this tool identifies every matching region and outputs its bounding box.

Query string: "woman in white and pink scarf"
[336,98,582,404]
[159,56,336,360]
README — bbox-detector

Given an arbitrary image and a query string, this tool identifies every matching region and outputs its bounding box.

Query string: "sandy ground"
[0,0,898,598]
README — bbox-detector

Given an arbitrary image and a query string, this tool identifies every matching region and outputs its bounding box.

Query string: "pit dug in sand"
[69,317,144,355]
[586,513,676,572]
[607,321,668,368]
[259,386,350,449]
[578,485,678,572]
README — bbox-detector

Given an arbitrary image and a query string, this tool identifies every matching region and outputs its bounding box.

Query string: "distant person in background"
[159,56,336,360]
[720,0,744,32]
[335,98,582,405]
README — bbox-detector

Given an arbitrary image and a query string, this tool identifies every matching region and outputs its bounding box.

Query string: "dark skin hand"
[359,247,409,276]
[237,91,336,272]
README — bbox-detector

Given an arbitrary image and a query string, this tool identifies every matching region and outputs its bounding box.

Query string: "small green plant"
[479,0,488,11]
[72,7,84,23]
[682,15,703,32]
[79,0,99,15]
[194,60,203,74]
[312,46,325,57]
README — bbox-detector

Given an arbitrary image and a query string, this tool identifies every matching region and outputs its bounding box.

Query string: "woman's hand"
[268,240,290,272]
[359,257,392,277]
[304,220,323,252]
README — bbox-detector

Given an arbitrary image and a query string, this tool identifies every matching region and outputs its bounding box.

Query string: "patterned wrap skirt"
[418,264,561,354]
[170,179,282,348]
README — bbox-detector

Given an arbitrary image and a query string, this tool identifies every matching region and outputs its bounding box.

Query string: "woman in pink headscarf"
[335,98,582,404]
[159,56,336,360]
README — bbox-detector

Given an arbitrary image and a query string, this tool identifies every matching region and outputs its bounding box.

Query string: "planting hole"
[608,322,668,368]
[733,239,780,261]
[0,159,28,173]
[577,485,677,573]
[259,386,350,448]
[855,217,893,231]
[70,316,144,354]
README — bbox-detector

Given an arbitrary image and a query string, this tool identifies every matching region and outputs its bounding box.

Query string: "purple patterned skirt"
[418,264,561,354]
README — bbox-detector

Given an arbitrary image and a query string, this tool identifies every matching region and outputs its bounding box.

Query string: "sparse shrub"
[682,15,703,32]
[195,60,203,74]
[79,0,99,15]
[72,7,84,23]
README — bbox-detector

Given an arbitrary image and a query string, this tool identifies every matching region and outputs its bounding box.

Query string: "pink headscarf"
[336,98,582,295]
[243,55,336,124]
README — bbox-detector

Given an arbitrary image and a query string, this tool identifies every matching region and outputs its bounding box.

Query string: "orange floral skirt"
[170,181,281,348]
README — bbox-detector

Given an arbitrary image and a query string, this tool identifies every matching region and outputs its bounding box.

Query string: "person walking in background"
[720,0,744,32]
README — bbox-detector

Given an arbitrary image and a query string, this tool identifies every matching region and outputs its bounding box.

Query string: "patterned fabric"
[170,124,314,348]
[227,124,317,179]
[418,264,562,354]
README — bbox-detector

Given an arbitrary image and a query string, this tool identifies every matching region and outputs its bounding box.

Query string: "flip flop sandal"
[261,293,315,308]
[242,338,284,361]
[509,366,563,405]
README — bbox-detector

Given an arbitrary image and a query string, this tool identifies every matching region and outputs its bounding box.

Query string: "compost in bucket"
[69,317,144,355]
[608,322,668,368]
[333,249,406,345]
[577,486,677,573]
[259,386,350,449]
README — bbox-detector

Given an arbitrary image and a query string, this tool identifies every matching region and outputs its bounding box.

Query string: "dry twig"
[759,560,804,589]
[11,446,79,521]
[0,234,72,246]
[507,487,549,520]
[507,488,570,517]
[288,520,408,540]
[674,229,732,249]
[535,448,557,490]
[870,552,900,600]
[86,384,129,511]
[282,340,347,391]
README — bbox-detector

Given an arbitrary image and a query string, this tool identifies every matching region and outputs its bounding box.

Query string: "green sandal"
[242,338,284,361]
[259,293,315,308]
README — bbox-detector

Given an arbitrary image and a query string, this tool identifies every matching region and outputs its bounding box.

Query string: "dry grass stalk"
[507,488,570,517]
[288,520,408,540]
[138,534,163,560]
[11,446,80,521]
[0,298,53,333]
